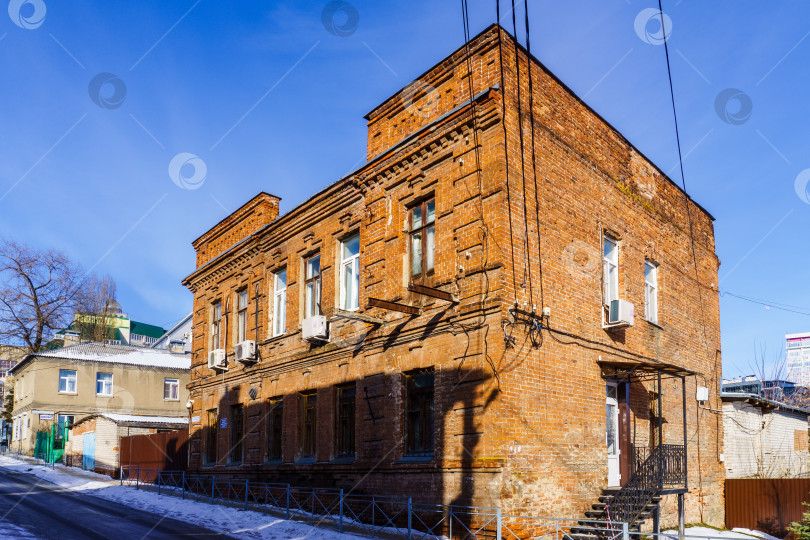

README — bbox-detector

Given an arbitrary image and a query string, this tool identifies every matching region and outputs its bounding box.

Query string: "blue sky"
[1,1,808,378]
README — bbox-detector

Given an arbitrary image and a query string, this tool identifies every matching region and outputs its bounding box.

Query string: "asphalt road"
[0,469,233,539]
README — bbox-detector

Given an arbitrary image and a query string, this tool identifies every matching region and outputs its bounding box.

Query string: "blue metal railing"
[119,466,630,540]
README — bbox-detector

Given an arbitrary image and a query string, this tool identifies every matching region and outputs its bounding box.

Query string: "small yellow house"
[9,342,190,455]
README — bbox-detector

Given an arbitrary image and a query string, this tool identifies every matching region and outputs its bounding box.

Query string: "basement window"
[335,384,356,458]
[267,398,283,461]
[301,392,317,459]
[405,369,434,457]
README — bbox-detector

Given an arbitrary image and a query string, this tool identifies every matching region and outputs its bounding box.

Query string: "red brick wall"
[182,24,723,527]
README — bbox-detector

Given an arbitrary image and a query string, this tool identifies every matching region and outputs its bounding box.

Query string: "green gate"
[32,422,69,463]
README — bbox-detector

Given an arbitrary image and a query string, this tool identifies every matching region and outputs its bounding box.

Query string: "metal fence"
[725,478,810,536]
[119,466,630,540]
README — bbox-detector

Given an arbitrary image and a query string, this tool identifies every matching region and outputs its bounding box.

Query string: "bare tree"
[0,239,117,353]
[73,275,118,343]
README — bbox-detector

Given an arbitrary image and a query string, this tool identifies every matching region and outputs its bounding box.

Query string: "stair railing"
[604,444,686,526]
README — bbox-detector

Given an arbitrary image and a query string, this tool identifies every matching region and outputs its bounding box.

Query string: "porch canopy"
[597,359,696,381]
[598,358,692,494]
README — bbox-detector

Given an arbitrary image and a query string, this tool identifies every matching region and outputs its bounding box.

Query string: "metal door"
[82,432,95,471]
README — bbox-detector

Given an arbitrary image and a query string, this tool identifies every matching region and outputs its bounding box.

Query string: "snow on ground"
[0,455,114,491]
[0,455,363,539]
[660,527,785,540]
[0,521,40,538]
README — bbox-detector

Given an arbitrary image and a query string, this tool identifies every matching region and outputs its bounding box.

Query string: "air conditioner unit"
[235,340,256,363]
[302,315,329,342]
[208,349,227,371]
[607,299,634,327]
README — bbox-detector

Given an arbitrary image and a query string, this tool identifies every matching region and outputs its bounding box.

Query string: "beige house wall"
[11,357,189,454]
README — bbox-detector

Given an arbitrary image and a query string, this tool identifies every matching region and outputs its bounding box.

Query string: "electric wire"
[509,0,535,305]
[495,0,520,302]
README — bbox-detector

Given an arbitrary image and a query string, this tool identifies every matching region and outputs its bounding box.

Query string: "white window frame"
[96,372,113,396]
[237,289,248,343]
[340,233,360,312]
[273,269,287,337]
[603,235,618,305]
[305,254,322,319]
[211,302,222,350]
[645,261,658,324]
[164,378,180,401]
[58,369,77,394]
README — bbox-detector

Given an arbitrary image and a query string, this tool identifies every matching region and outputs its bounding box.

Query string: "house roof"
[129,320,167,339]
[151,313,192,348]
[10,342,190,374]
[721,391,810,416]
[73,413,188,429]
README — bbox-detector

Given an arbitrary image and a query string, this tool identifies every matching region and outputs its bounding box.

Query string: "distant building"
[722,376,800,403]
[151,313,192,354]
[9,342,190,455]
[787,332,810,387]
[54,300,167,348]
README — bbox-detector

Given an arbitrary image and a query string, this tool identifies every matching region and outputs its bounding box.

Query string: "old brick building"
[182,25,724,527]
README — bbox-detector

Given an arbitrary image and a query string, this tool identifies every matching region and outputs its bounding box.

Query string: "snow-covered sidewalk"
[0,455,363,539]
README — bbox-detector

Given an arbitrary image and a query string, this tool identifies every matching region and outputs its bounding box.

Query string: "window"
[273,270,287,337]
[206,409,218,464]
[301,392,317,459]
[409,198,435,279]
[164,378,180,400]
[56,414,74,429]
[644,261,658,324]
[236,290,248,343]
[340,234,360,311]
[230,404,244,463]
[405,369,434,456]
[211,302,222,350]
[58,369,77,393]
[96,372,113,396]
[305,254,321,318]
[267,398,283,461]
[603,235,618,305]
[336,384,356,458]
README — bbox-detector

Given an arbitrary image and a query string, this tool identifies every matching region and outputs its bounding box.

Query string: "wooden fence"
[726,478,810,536]
[119,429,188,473]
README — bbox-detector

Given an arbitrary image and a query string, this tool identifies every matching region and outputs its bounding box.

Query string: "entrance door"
[606,383,621,487]
[82,432,95,471]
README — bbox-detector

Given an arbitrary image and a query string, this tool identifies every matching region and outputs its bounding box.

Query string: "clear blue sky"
[1,1,808,378]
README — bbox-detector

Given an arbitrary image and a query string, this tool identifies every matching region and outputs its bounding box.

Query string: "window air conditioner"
[208,349,227,371]
[302,315,329,342]
[607,299,634,327]
[235,340,257,363]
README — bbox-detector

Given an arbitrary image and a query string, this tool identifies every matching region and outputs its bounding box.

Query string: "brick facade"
[182,25,724,526]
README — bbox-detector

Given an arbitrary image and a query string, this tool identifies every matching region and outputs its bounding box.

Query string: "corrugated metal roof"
[11,342,190,373]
